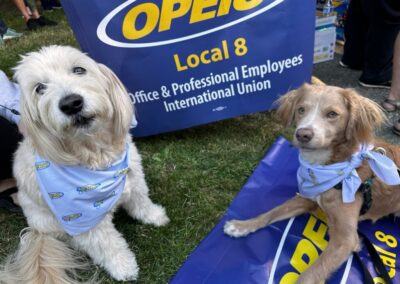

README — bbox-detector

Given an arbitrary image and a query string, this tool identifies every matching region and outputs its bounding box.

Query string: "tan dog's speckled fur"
[224,84,400,284]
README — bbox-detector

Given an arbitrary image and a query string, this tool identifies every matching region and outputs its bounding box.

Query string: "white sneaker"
[3,28,23,40]
[339,60,349,68]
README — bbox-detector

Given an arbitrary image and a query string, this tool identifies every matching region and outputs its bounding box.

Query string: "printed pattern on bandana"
[297,145,400,202]
[35,146,130,236]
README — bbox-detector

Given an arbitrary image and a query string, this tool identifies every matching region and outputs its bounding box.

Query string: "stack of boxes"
[332,0,351,43]
[314,0,350,63]
[314,9,336,63]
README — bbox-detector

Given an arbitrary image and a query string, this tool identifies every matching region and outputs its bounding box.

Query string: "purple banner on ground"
[171,137,400,284]
[61,0,315,137]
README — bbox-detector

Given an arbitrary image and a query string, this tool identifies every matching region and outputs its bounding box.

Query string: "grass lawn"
[0,3,285,283]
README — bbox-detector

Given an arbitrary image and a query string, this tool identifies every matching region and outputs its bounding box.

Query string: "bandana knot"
[297,145,400,203]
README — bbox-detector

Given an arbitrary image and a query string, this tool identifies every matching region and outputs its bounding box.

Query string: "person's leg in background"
[382,31,400,135]
[40,0,61,11]
[50,0,62,9]
[24,0,57,27]
[382,32,400,113]
[0,19,7,37]
[0,116,22,212]
[0,18,23,43]
[13,0,39,30]
[40,0,52,11]
[392,33,400,100]
[377,0,400,134]
[341,0,367,69]
[13,0,33,22]
[0,19,7,45]
[358,0,400,88]
[12,0,57,30]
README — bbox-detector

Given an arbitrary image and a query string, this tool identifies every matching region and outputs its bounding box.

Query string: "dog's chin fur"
[24,118,128,169]
[0,46,170,283]
[296,138,361,165]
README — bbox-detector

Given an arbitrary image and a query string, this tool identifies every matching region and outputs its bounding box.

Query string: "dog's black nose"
[296,128,314,143]
[59,94,84,115]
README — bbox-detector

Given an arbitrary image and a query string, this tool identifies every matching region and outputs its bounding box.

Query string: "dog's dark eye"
[35,83,46,95]
[73,67,86,75]
[298,107,305,114]
[327,111,338,118]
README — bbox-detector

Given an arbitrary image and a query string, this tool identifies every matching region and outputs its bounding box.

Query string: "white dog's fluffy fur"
[0,45,169,283]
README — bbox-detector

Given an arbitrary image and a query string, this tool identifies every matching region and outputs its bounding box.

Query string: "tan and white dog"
[0,46,169,283]
[225,84,400,284]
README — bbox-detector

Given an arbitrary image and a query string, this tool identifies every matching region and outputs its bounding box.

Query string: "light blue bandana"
[35,146,129,236]
[297,145,400,203]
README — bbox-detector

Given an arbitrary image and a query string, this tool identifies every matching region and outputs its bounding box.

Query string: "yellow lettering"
[159,0,192,32]
[380,255,396,268]
[290,239,319,273]
[233,0,263,11]
[187,54,200,68]
[123,0,266,40]
[122,3,159,40]
[234,37,248,56]
[200,50,211,64]
[312,207,328,223]
[173,39,234,71]
[173,54,188,71]
[279,272,299,284]
[217,0,233,16]
[389,267,396,278]
[222,40,230,58]
[373,277,386,284]
[303,215,328,251]
[373,244,396,258]
[210,48,223,61]
[190,0,218,23]
[375,231,398,248]
[379,255,396,278]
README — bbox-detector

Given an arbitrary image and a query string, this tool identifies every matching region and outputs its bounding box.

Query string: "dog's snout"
[296,128,314,143]
[59,94,84,115]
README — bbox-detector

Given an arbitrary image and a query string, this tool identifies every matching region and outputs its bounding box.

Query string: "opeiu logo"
[97,0,284,48]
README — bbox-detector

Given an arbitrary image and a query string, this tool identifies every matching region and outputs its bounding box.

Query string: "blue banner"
[171,137,400,284]
[61,0,315,137]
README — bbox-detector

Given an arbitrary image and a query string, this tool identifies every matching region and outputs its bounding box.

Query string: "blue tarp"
[171,137,400,284]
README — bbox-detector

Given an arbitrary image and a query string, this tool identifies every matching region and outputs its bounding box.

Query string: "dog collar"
[334,177,373,215]
[34,145,130,236]
[297,145,400,203]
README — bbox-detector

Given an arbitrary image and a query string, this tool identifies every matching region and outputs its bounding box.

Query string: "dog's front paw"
[224,220,252,237]
[141,204,170,227]
[107,250,139,281]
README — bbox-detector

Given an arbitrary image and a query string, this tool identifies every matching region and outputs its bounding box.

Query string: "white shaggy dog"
[0,45,169,283]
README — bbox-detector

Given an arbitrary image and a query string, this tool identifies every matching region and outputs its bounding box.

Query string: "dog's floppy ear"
[275,84,308,127]
[341,88,386,143]
[19,94,76,164]
[97,64,133,139]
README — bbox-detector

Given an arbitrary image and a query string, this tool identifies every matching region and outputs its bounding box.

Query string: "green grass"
[0,2,283,283]
[0,4,77,77]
